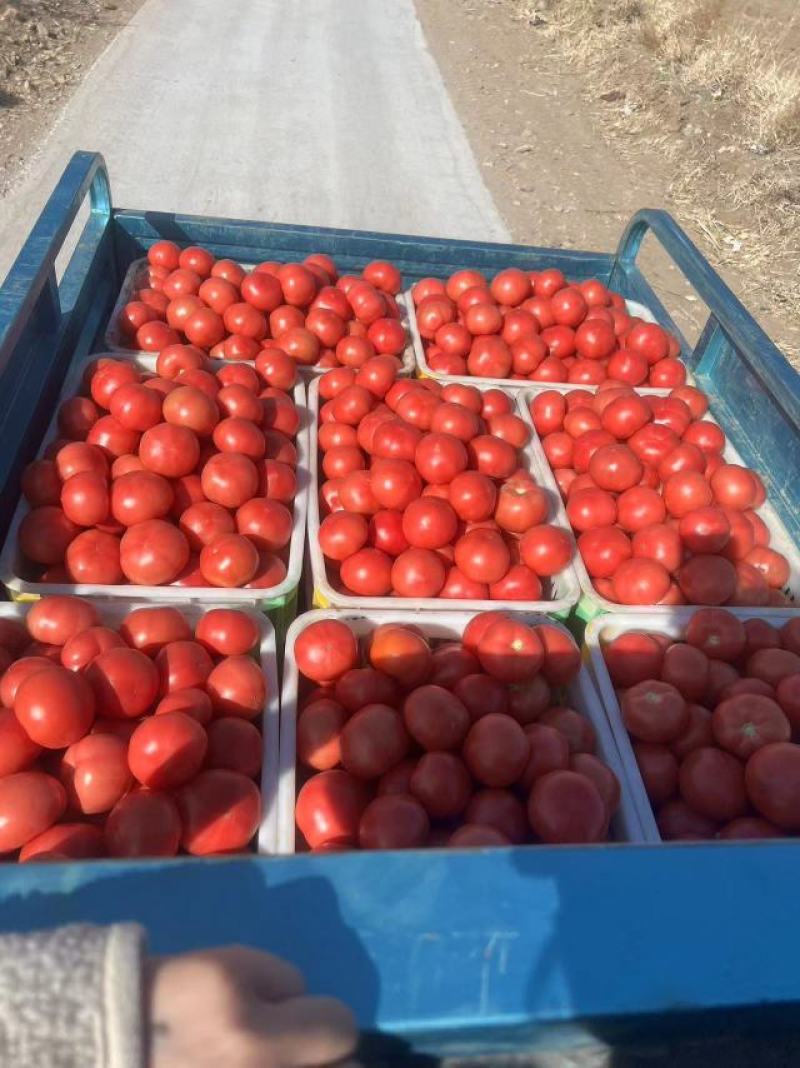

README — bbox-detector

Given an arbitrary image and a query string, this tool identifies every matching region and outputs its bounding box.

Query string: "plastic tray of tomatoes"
[305,368,581,615]
[405,266,696,395]
[104,251,416,377]
[277,609,647,853]
[0,597,279,861]
[586,608,800,843]
[0,351,310,606]
[520,386,800,614]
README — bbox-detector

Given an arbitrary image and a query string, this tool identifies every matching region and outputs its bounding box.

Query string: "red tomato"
[402,685,470,751]
[297,699,346,771]
[296,768,368,847]
[128,712,207,789]
[657,798,717,840]
[391,548,447,598]
[745,743,800,830]
[519,524,574,576]
[0,772,67,852]
[454,528,510,584]
[14,666,95,748]
[679,746,747,822]
[358,794,429,849]
[119,519,189,585]
[612,558,671,605]
[296,619,358,683]
[111,471,174,527]
[400,497,458,551]
[448,471,498,523]
[528,770,606,843]
[26,596,98,646]
[463,713,528,787]
[340,703,409,778]
[369,625,432,687]
[622,680,688,743]
[676,554,736,605]
[476,618,543,682]
[104,789,181,857]
[0,707,42,776]
[711,695,790,759]
[60,733,132,813]
[660,642,709,702]
[60,626,124,672]
[409,752,471,819]
[177,769,261,855]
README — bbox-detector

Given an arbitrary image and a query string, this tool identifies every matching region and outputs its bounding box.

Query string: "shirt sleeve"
[0,922,146,1068]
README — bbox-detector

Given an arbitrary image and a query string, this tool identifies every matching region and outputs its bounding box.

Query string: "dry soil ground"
[0,0,144,198]
[416,0,800,364]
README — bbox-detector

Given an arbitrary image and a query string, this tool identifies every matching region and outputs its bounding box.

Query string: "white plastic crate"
[515,391,800,616]
[278,608,649,853]
[0,598,280,854]
[105,257,415,376]
[306,376,581,615]
[0,352,310,608]
[585,608,800,842]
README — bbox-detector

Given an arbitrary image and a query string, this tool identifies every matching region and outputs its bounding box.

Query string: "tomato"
[676,554,736,605]
[660,642,709,702]
[369,625,431,689]
[462,713,528,787]
[472,618,542,683]
[391,547,447,597]
[683,608,744,663]
[0,772,67,852]
[576,526,629,579]
[744,546,790,590]
[409,751,472,820]
[528,770,606,843]
[0,706,42,776]
[59,733,131,814]
[295,698,344,771]
[110,470,174,527]
[710,694,789,760]
[413,278,448,305]
[538,706,596,754]
[358,794,429,850]
[612,558,671,605]
[200,452,259,508]
[585,444,641,494]
[12,664,94,748]
[448,673,506,723]
[296,769,368,848]
[338,703,408,779]
[461,789,526,844]
[104,789,181,857]
[631,741,677,806]
[295,619,358,684]
[116,608,188,660]
[622,680,688,743]
[629,523,682,573]
[426,645,479,691]
[677,746,747,822]
[744,743,800,830]
[399,684,469,751]
[118,519,189,585]
[19,822,105,862]
[25,596,96,646]
[60,626,124,673]
[454,529,509,584]
[519,524,573,576]
[176,769,261,855]
[747,647,800,688]
[493,481,546,535]
[126,712,207,790]
[657,798,717,840]
[613,487,664,534]
[396,497,455,551]
[717,817,782,840]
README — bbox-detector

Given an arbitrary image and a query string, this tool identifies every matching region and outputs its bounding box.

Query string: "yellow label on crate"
[10,592,39,603]
[312,587,331,609]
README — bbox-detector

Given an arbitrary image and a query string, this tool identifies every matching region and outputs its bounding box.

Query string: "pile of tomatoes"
[411,268,684,388]
[17,351,302,589]
[529,385,791,607]
[117,242,409,371]
[603,610,800,839]
[0,598,266,861]
[293,613,621,849]
[315,363,575,601]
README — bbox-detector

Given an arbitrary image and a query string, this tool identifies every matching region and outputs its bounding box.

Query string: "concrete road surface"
[0,0,508,280]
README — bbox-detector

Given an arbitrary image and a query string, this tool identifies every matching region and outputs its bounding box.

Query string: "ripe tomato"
[358,794,429,850]
[177,769,261,855]
[622,680,688,743]
[588,444,642,493]
[519,524,573,576]
[632,742,678,805]
[128,712,207,789]
[494,480,548,534]
[111,471,174,526]
[410,752,472,819]
[711,695,790,759]
[679,746,747,822]
[340,703,409,778]
[463,713,528,787]
[119,519,189,585]
[745,743,800,830]
[612,558,671,605]
[14,666,95,748]
[201,453,259,508]
[402,685,470,750]
[0,707,42,776]
[296,768,368,847]
[0,771,67,852]
[391,548,447,597]
[60,733,132,813]
[369,625,431,687]
[657,798,717,840]
[296,619,358,683]
[400,497,458,551]
[528,770,606,843]
[677,554,736,605]
[26,596,97,646]
[476,618,543,682]
[454,529,510,584]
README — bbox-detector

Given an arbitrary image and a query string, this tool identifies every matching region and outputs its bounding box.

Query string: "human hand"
[147,945,359,1067]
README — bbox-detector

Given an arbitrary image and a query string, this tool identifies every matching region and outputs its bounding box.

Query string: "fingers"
[254,994,359,1067]
[202,945,307,1002]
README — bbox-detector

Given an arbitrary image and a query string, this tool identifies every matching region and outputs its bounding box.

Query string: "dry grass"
[516,0,800,361]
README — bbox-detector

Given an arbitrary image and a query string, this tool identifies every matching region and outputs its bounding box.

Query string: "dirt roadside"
[0,0,145,199]
[415,0,799,364]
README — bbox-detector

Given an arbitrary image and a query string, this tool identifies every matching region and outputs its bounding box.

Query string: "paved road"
[0,0,508,281]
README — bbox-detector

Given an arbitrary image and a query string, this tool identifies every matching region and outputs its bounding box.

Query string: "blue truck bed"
[1,151,799,1059]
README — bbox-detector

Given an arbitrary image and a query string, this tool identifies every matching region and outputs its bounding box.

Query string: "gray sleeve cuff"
[0,922,147,1068]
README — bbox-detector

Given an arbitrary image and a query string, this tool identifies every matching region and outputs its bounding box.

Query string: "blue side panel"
[1,844,800,1055]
